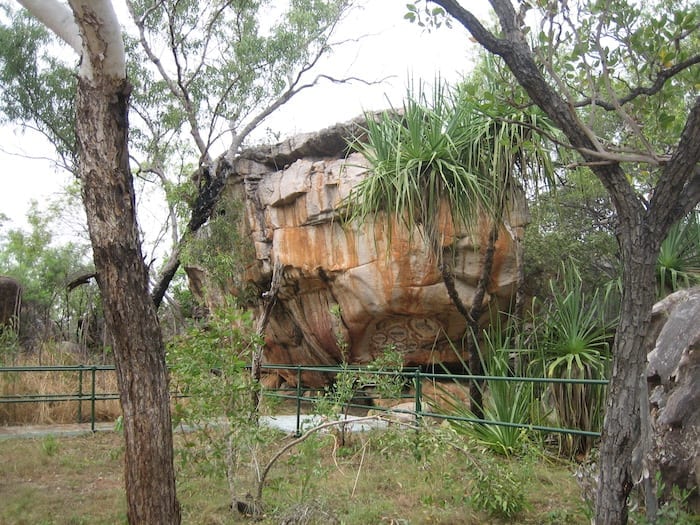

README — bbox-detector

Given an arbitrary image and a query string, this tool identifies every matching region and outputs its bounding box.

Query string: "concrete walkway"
[0,414,390,440]
[0,421,115,440]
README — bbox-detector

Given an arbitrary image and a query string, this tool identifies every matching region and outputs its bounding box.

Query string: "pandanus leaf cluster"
[531,263,615,456]
[656,210,700,296]
[345,79,555,257]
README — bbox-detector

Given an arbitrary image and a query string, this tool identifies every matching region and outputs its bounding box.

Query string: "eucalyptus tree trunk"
[14,2,182,519]
[75,75,180,524]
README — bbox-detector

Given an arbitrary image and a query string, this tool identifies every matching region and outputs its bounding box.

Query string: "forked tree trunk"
[595,229,659,525]
[466,223,499,420]
[440,222,499,420]
[76,76,180,524]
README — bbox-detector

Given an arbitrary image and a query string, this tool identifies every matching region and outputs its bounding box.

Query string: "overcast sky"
[0,1,489,240]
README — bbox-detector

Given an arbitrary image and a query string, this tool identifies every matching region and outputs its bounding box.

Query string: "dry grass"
[0,348,121,426]
[0,432,126,524]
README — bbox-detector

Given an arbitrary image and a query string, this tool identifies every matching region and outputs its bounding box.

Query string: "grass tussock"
[0,346,121,425]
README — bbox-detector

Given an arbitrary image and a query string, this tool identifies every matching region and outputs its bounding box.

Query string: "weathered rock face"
[188,120,528,386]
[0,276,21,331]
[646,286,700,511]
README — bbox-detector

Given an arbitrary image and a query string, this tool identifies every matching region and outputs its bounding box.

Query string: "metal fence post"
[77,365,84,423]
[414,368,422,422]
[295,366,302,437]
[90,366,97,432]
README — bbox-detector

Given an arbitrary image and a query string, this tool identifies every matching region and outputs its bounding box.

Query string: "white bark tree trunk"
[15,1,181,523]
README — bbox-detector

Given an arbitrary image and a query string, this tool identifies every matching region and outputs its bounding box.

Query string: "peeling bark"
[75,75,180,525]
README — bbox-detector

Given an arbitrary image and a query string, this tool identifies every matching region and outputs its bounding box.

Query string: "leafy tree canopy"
[0,5,77,170]
[1,0,358,278]
[0,202,90,307]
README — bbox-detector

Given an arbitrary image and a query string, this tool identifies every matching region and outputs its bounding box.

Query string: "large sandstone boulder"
[187,119,528,387]
[646,286,700,511]
[0,276,21,331]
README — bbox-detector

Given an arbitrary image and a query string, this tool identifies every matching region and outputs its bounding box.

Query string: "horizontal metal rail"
[0,393,120,403]
[0,365,115,372]
[1,363,607,439]
[258,364,607,438]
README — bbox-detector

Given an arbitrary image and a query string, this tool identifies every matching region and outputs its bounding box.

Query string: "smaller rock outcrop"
[0,276,21,332]
[646,286,700,511]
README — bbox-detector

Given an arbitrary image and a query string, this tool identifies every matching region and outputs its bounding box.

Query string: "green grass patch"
[0,426,592,525]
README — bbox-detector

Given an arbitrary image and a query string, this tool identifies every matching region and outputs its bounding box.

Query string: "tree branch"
[430,0,642,220]
[574,54,700,111]
[650,96,700,233]
[126,0,211,164]
[16,0,81,54]
[254,415,398,504]
[67,0,126,80]
[593,17,657,161]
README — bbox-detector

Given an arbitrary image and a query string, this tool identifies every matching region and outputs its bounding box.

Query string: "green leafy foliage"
[0,329,20,365]
[313,349,405,422]
[525,171,619,296]
[0,203,96,350]
[168,304,261,431]
[534,0,700,162]
[347,80,487,253]
[315,305,405,424]
[347,77,555,259]
[180,193,257,304]
[167,303,265,507]
[283,432,332,504]
[435,261,614,460]
[467,453,528,519]
[632,472,699,525]
[404,3,451,29]
[2,1,356,287]
[0,5,77,170]
[444,337,538,457]
[40,434,59,458]
[126,0,353,165]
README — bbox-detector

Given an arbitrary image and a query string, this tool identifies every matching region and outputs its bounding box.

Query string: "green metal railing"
[1,363,608,439]
[260,364,608,438]
[0,365,119,432]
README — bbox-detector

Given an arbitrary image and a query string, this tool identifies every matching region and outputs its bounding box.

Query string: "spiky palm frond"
[531,261,614,457]
[657,210,700,296]
[346,78,557,259]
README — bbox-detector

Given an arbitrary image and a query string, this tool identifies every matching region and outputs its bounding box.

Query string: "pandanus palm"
[531,262,614,457]
[347,78,555,417]
[656,210,700,297]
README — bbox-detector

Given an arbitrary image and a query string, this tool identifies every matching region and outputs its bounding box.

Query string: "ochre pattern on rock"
[188,121,528,387]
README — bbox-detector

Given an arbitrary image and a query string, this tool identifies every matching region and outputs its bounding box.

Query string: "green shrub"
[443,324,539,457]
[167,303,263,510]
[467,450,528,519]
